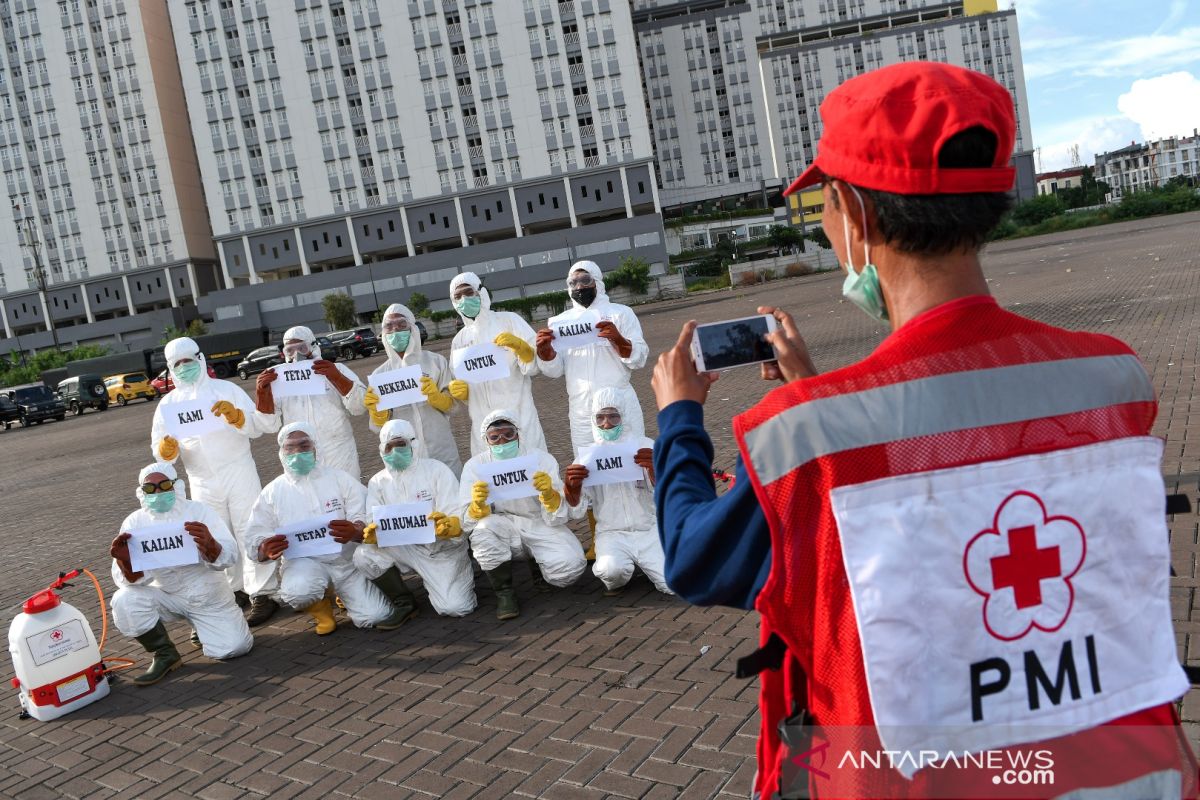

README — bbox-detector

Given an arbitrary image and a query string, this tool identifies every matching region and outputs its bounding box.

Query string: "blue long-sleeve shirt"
[654,400,772,610]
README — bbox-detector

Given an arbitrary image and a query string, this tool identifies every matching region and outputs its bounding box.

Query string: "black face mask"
[571,286,597,307]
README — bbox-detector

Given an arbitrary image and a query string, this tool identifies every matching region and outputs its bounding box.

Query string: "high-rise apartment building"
[1095,131,1200,200]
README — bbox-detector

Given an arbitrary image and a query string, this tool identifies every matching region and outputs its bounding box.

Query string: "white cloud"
[1117,71,1200,139]
[1023,26,1200,80]
[1034,115,1142,172]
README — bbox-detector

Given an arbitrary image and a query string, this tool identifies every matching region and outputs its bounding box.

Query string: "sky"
[999,0,1200,172]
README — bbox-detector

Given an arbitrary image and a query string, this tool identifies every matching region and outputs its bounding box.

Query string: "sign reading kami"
[551,311,603,352]
[162,400,224,438]
[452,342,510,384]
[475,455,539,501]
[369,365,426,411]
[578,442,644,487]
[127,521,201,572]
[372,501,435,546]
[279,515,341,559]
[271,363,329,397]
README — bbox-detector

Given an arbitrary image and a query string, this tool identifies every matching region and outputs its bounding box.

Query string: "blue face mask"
[840,185,888,322]
[382,445,413,471]
[597,424,623,442]
[386,331,411,353]
[143,490,176,514]
[455,295,482,319]
[490,440,519,460]
[285,451,316,475]
[174,361,202,384]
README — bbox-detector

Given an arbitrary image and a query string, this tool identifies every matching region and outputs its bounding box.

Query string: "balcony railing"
[447,23,462,38]
[468,145,483,159]
[564,32,579,45]
[583,155,599,167]
[474,176,489,187]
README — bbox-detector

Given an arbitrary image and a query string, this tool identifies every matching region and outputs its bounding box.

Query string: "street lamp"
[12,202,61,351]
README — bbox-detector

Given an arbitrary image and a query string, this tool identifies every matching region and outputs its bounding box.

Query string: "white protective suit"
[244,422,394,627]
[368,304,462,474]
[255,325,368,479]
[111,462,254,660]
[150,337,268,594]
[449,272,547,458]
[353,419,477,616]
[568,388,672,594]
[539,261,649,457]
[459,409,586,586]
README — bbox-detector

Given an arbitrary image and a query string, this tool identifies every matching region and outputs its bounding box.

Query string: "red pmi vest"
[733,296,1197,799]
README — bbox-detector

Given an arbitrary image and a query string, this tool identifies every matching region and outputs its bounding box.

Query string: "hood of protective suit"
[590,386,636,444]
[136,460,187,504]
[277,420,319,473]
[282,325,322,361]
[566,260,609,311]
[163,337,210,387]
[450,272,492,324]
[380,303,421,366]
[479,407,526,456]
[379,418,426,461]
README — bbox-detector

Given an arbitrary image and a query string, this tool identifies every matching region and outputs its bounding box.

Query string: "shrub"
[408,292,431,317]
[606,257,652,295]
[1010,194,1065,227]
[687,274,732,292]
[785,262,812,277]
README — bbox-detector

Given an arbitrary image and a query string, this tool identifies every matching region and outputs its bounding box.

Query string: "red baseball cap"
[783,61,1016,196]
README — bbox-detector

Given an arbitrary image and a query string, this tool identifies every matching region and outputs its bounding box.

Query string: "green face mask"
[143,490,176,514]
[284,451,316,475]
[597,424,623,442]
[490,440,519,460]
[455,296,482,318]
[385,331,411,353]
[174,361,202,384]
[382,446,413,471]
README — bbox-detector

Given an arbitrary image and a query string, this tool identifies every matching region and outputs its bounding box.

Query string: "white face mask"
[840,184,888,322]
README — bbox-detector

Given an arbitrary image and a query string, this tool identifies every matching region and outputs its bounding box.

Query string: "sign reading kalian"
[279,515,341,558]
[578,442,644,487]
[451,342,510,384]
[551,311,603,352]
[474,455,539,501]
[127,521,201,572]
[368,365,426,411]
[271,363,329,397]
[372,501,436,546]
[162,400,224,438]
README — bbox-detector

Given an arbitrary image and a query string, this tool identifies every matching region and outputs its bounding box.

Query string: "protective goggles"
[452,286,478,300]
[567,273,596,289]
[383,437,411,453]
[282,341,311,358]
[280,437,316,454]
[484,425,518,445]
[141,479,177,494]
[593,410,622,426]
[381,316,410,333]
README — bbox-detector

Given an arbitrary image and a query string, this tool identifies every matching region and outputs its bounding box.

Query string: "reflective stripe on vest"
[741,354,1154,486]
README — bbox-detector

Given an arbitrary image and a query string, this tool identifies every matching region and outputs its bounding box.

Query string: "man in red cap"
[652,62,1195,798]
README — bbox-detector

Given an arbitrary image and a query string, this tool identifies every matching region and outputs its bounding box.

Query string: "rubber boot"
[529,560,553,594]
[233,590,250,609]
[133,621,183,686]
[485,562,520,620]
[372,566,419,630]
[584,510,597,561]
[245,594,279,627]
[303,597,337,635]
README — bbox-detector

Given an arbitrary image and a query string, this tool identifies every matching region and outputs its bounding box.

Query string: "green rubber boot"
[132,621,183,686]
[372,566,419,630]
[485,562,520,620]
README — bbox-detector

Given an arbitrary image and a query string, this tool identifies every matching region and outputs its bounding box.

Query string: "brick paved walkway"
[1,211,1198,798]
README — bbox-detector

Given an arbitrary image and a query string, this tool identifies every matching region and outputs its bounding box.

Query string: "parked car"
[315,336,339,362]
[327,327,380,359]
[150,363,218,395]
[9,384,67,426]
[105,373,158,406]
[56,374,108,415]
[0,394,21,430]
[235,345,284,381]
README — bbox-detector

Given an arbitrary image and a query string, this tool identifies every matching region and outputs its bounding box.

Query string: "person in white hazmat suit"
[362,303,462,474]
[460,409,585,620]
[354,419,476,617]
[245,422,415,635]
[109,462,253,686]
[563,388,673,596]
[150,337,275,623]
[447,272,547,458]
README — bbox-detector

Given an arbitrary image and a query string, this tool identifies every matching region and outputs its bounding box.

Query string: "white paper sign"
[369,365,426,411]
[451,342,510,384]
[578,442,644,487]
[162,400,224,438]
[127,522,201,572]
[474,455,539,501]
[551,311,602,352]
[279,515,341,559]
[271,363,329,397]
[372,501,435,546]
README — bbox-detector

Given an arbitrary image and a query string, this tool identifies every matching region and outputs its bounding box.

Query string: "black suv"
[327,328,380,359]
[9,384,67,426]
[0,395,20,430]
[236,345,284,380]
[57,374,108,415]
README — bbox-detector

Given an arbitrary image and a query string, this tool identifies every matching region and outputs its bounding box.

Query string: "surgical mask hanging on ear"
[840,185,889,322]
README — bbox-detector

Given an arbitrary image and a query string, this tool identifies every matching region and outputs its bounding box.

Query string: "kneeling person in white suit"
[110,462,253,686]
[245,422,415,635]
[354,419,477,617]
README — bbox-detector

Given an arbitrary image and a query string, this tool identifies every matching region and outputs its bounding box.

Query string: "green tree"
[766,225,804,252]
[322,291,357,331]
[806,226,832,250]
[1011,194,1064,226]
[607,257,652,294]
[408,292,431,317]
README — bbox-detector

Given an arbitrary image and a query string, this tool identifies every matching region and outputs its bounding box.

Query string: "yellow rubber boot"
[584,509,597,561]
[304,597,337,635]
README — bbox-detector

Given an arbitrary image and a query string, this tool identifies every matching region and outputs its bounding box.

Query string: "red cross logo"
[964,491,1086,641]
[50,629,63,642]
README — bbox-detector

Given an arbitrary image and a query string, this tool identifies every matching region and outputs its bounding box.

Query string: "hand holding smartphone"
[690,315,778,373]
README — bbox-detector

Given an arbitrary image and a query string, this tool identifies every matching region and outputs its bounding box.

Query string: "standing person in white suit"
[362,303,462,474]
[446,272,546,458]
[150,337,275,623]
[563,388,673,596]
[354,419,476,618]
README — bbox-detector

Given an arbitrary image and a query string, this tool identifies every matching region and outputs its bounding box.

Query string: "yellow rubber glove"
[211,400,245,429]
[468,481,491,520]
[448,380,470,403]
[362,523,378,545]
[420,376,453,413]
[363,387,391,427]
[533,471,561,513]
[429,512,463,540]
[494,332,534,364]
[158,435,180,461]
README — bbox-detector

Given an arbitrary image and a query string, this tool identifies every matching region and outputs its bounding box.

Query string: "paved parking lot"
[2,210,1199,798]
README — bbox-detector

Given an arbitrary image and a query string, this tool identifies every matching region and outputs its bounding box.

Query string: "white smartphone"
[691,314,778,373]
